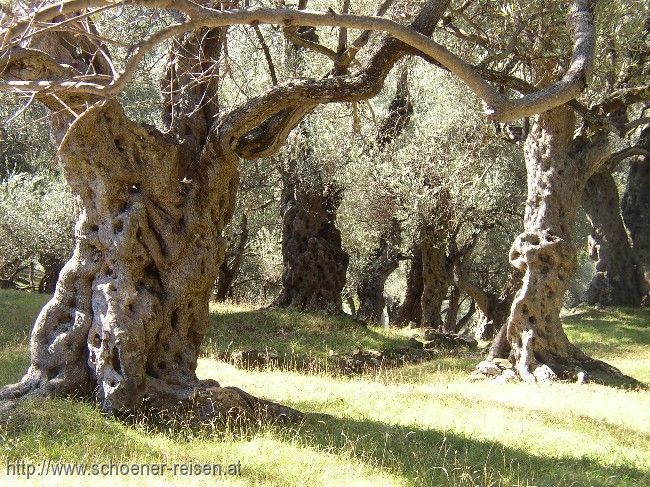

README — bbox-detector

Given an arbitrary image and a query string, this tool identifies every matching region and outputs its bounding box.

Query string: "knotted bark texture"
[0,102,299,422]
[275,177,349,312]
[506,107,637,386]
[583,171,643,306]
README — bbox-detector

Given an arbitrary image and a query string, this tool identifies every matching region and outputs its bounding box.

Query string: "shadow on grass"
[287,413,648,487]
[4,395,645,486]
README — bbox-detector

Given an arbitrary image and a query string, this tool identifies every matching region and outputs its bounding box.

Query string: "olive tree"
[0,0,622,419]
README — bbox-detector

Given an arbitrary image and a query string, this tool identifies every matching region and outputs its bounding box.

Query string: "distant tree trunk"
[443,284,461,333]
[454,265,518,342]
[582,171,643,306]
[393,246,423,325]
[356,218,401,323]
[38,254,65,294]
[356,68,412,323]
[215,213,248,301]
[506,107,634,384]
[274,175,349,312]
[488,322,510,359]
[621,127,650,305]
[457,300,475,330]
[420,244,450,329]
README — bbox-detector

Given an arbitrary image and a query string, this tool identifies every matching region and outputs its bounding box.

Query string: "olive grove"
[0,0,647,422]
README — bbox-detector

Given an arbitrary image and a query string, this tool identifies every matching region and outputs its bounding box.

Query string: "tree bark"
[274,175,349,312]
[583,171,643,306]
[443,284,461,333]
[420,244,451,329]
[506,107,635,385]
[393,246,423,325]
[1,101,298,420]
[356,218,401,324]
[215,213,248,302]
[621,127,650,305]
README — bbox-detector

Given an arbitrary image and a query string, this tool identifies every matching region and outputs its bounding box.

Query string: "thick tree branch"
[1,2,598,123]
[600,145,650,173]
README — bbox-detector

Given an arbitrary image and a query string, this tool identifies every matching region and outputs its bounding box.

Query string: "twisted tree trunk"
[1,102,297,420]
[274,176,349,312]
[583,171,643,306]
[356,218,401,323]
[393,246,423,325]
[621,127,650,305]
[506,107,635,385]
[420,244,451,329]
[0,17,301,421]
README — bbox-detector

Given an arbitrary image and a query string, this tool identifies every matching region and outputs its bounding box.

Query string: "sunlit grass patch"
[0,290,49,345]
[1,291,649,486]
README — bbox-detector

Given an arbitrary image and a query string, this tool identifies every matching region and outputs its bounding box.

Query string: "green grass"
[563,306,650,383]
[0,290,648,486]
[204,302,414,364]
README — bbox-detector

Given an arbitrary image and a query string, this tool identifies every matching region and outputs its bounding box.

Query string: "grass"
[563,306,650,383]
[204,302,414,367]
[0,290,648,486]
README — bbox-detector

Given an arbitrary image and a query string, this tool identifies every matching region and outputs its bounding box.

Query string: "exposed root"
[474,348,643,389]
[541,348,643,389]
[0,378,303,427]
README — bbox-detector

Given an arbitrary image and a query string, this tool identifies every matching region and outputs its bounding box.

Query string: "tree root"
[0,378,303,426]
[542,349,643,389]
[474,348,643,389]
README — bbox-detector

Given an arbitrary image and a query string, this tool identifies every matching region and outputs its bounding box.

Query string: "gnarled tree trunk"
[0,17,300,421]
[274,175,349,312]
[621,127,650,305]
[420,244,451,329]
[506,107,635,385]
[393,246,423,325]
[356,218,401,323]
[583,171,643,306]
[1,102,297,420]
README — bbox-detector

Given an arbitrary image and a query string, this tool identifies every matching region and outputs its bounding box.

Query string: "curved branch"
[282,26,338,61]
[600,145,650,173]
[1,3,597,123]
